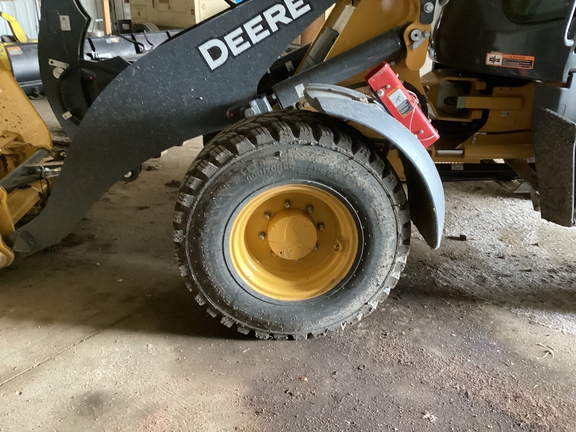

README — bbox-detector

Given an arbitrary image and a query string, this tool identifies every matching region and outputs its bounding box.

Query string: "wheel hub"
[267,209,317,260]
[229,184,359,301]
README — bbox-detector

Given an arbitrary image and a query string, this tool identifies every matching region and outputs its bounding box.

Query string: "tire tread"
[173,110,410,340]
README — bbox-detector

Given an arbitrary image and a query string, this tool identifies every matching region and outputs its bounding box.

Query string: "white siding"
[0,0,111,40]
[0,0,41,40]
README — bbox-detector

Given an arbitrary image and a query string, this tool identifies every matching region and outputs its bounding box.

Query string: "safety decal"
[485,52,534,70]
[6,46,23,55]
[60,15,71,32]
[388,87,414,118]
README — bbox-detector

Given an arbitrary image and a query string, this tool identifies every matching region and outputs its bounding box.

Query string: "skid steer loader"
[1,0,575,339]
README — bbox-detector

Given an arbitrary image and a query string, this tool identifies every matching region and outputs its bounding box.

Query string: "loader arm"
[8,0,335,256]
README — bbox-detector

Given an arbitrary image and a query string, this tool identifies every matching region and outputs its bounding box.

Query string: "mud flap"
[532,78,576,227]
[9,0,335,256]
[532,108,576,227]
[305,84,445,249]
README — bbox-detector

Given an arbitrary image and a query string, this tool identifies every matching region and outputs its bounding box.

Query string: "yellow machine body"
[0,60,51,266]
[301,0,538,180]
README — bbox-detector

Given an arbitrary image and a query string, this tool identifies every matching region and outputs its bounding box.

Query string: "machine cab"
[432,0,576,83]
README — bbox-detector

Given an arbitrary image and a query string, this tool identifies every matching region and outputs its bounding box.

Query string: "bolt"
[264,211,271,220]
[245,108,256,117]
[376,89,385,97]
[385,84,391,89]
[306,205,313,213]
[410,29,422,42]
[423,30,430,38]
[258,232,266,241]
[423,1,434,13]
[317,222,325,231]
[418,129,424,135]
[284,200,291,209]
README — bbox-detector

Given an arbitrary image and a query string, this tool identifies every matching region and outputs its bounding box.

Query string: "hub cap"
[267,209,317,260]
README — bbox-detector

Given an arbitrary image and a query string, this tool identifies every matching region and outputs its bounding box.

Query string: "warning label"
[486,52,534,70]
[388,88,413,118]
[6,46,23,55]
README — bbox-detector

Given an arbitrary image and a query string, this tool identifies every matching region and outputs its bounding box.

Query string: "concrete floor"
[1,99,575,431]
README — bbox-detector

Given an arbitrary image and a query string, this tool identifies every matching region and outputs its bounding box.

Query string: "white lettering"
[244,15,270,44]
[285,0,312,19]
[197,0,313,70]
[198,38,229,70]
[262,4,293,32]
[224,27,251,56]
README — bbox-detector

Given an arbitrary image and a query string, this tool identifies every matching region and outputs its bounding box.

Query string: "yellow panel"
[463,96,523,110]
[0,187,14,237]
[0,235,14,267]
[7,180,49,226]
[317,0,428,89]
[428,132,534,164]
[326,0,418,58]
[402,23,430,72]
[0,180,49,239]
[0,61,51,152]
[0,45,10,71]
[463,132,534,160]
[480,84,535,133]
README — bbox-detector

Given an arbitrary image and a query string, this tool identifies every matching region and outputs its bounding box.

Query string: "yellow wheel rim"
[229,184,359,301]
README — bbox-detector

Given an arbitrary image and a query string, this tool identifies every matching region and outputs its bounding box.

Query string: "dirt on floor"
[1,138,575,432]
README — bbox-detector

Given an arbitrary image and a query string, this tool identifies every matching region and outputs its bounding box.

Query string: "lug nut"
[306,205,313,213]
[317,222,325,231]
[284,200,291,208]
[264,211,271,220]
[258,232,266,240]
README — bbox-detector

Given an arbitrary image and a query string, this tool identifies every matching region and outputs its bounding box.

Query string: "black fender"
[305,84,444,249]
[9,0,335,256]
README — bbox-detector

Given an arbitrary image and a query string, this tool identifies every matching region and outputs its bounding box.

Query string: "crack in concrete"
[0,306,145,388]
[0,329,104,388]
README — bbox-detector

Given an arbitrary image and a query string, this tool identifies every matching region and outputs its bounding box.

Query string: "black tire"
[134,22,159,32]
[202,130,221,146]
[173,111,410,339]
